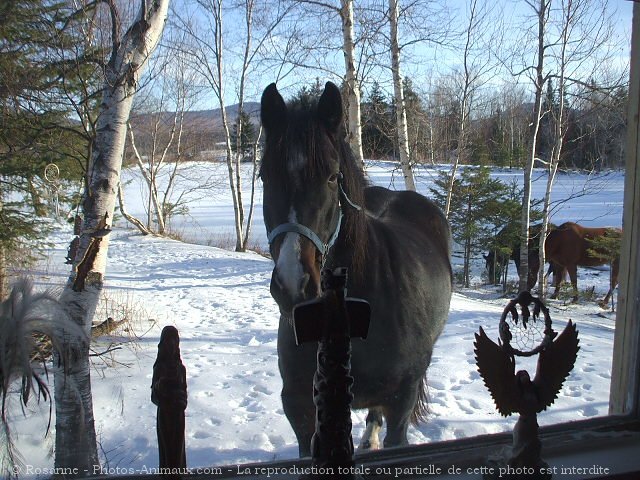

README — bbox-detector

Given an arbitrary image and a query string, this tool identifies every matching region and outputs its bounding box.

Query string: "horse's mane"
[260,98,369,273]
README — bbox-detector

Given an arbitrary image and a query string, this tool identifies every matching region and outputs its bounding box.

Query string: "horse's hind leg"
[601,258,620,307]
[381,378,424,448]
[358,408,383,450]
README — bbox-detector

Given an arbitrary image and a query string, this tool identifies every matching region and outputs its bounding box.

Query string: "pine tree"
[291,78,324,108]
[430,167,518,287]
[0,0,90,298]
[231,111,257,161]
[361,82,394,159]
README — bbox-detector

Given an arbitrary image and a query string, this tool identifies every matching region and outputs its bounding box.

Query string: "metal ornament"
[475,291,579,479]
[44,163,61,218]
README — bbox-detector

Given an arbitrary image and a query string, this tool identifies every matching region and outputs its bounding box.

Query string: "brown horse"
[544,222,621,304]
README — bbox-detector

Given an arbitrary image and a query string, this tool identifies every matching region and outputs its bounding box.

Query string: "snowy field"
[10,161,623,476]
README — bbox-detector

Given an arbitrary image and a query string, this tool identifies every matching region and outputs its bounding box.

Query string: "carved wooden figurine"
[151,326,188,474]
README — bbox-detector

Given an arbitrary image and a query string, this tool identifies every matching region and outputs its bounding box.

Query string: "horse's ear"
[261,83,287,133]
[317,81,343,133]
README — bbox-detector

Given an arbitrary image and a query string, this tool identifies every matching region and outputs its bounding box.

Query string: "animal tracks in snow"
[17,227,616,472]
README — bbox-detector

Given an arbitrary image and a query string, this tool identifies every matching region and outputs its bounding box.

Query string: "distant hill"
[127,102,261,158]
[177,102,261,131]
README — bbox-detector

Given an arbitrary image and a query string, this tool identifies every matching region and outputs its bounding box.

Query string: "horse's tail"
[411,376,430,426]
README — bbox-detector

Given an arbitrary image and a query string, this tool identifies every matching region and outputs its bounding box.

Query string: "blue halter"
[267,174,360,265]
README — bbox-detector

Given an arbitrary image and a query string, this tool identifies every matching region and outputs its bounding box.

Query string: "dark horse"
[260,82,452,457]
[544,221,621,304]
[485,223,555,290]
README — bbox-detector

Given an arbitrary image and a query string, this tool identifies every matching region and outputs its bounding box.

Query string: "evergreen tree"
[231,111,257,160]
[291,78,324,108]
[0,0,93,298]
[361,82,394,159]
[430,167,517,287]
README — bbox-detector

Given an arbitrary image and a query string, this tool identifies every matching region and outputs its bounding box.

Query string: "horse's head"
[260,82,349,314]
[484,252,495,283]
[485,250,510,285]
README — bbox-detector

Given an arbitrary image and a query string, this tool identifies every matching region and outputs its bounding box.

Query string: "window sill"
[93,415,640,479]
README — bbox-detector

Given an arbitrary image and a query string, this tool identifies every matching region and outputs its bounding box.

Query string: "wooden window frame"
[106,5,640,479]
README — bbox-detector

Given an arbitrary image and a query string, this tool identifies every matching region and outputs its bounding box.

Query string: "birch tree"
[125,37,206,236]
[515,0,551,293]
[340,0,366,169]
[443,0,500,217]
[388,0,415,190]
[176,0,291,251]
[536,0,619,297]
[287,0,365,168]
[55,0,170,472]
[359,0,450,181]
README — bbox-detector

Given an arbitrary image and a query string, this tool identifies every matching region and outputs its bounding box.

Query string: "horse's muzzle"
[271,269,319,315]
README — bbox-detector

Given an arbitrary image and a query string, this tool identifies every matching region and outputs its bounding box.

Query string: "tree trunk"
[538,0,570,298]
[389,0,416,191]
[117,183,152,235]
[0,187,7,302]
[519,0,548,293]
[243,127,262,249]
[212,0,246,252]
[340,0,365,170]
[445,0,476,218]
[55,1,169,473]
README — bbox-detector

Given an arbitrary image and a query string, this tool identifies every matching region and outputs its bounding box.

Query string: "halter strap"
[267,211,342,260]
[337,172,362,211]
[266,173,360,265]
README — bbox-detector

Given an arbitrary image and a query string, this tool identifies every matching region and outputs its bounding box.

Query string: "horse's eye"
[328,173,339,186]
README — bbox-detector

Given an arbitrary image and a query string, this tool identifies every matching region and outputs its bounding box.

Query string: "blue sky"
[151,0,634,110]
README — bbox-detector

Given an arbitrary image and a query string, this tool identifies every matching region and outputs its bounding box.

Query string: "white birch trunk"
[55,0,169,472]
[0,187,6,302]
[538,0,570,298]
[340,0,365,170]
[444,0,477,218]
[211,0,246,252]
[519,0,548,293]
[389,0,416,191]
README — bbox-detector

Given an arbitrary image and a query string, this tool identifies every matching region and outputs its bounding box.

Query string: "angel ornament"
[475,291,579,479]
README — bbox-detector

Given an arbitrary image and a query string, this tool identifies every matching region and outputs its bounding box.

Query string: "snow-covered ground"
[10,162,623,476]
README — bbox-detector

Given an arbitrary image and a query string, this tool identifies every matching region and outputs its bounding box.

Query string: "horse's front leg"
[567,264,579,303]
[281,386,316,457]
[600,259,620,307]
[278,320,317,458]
[359,409,383,450]
[551,266,565,299]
